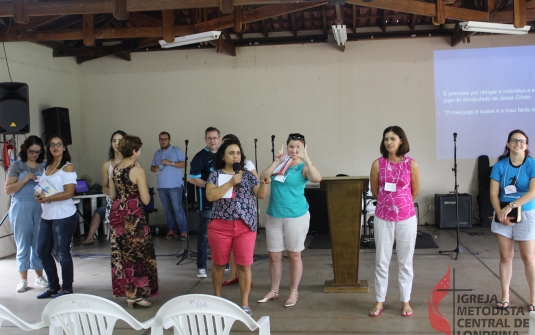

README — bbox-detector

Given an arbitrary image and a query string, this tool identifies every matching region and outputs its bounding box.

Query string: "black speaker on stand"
[0,82,29,134]
[42,107,72,145]
[435,193,472,229]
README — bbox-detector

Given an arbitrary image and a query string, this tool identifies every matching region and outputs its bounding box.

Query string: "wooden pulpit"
[320,176,369,293]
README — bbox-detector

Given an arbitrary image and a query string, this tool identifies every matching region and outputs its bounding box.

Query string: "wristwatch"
[509,202,516,209]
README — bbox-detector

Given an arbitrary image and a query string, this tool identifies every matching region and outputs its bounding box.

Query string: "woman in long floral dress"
[109,135,158,308]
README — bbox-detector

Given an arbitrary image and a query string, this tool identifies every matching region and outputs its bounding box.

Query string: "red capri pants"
[208,218,256,266]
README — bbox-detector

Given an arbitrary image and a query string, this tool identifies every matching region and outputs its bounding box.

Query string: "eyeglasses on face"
[206,137,219,141]
[28,150,41,155]
[288,133,305,140]
[510,138,527,145]
[49,142,64,148]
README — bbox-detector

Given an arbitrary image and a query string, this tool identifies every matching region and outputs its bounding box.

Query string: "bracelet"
[171,161,174,166]
[509,202,516,208]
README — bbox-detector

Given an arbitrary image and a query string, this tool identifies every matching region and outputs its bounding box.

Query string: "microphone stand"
[177,139,197,265]
[439,133,462,260]
[271,135,275,162]
[254,138,259,227]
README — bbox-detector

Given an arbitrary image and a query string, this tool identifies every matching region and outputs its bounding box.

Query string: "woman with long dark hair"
[35,134,78,299]
[83,130,126,244]
[490,129,535,310]
[205,140,269,316]
[258,133,322,308]
[109,135,158,308]
[368,126,420,317]
[5,136,49,293]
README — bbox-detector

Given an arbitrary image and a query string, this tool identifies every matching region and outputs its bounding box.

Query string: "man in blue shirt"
[150,132,187,240]
[189,127,220,278]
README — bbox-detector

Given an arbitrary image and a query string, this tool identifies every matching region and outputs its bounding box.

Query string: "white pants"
[374,215,417,303]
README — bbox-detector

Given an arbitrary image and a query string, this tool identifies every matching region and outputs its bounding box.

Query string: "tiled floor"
[0,224,532,334]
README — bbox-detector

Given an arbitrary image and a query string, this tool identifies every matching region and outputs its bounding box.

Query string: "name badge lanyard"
[384,159,401,192]
[275,164,299,183]
[502,161,522,195]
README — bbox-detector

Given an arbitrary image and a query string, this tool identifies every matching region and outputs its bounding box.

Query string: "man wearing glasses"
[150,132,187,240]
[189,127,220,278]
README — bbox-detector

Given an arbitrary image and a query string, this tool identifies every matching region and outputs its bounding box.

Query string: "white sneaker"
[197,269,207,278]
[16,280,28,292]
[35,276,49,288]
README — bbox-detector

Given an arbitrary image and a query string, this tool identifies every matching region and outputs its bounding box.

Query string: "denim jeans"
[37,213,77,292]
[157,187,187,234]
[196,211,211,270]
[9,200,43,272]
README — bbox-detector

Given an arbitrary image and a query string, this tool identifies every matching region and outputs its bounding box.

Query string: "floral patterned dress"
[109,164,158,299]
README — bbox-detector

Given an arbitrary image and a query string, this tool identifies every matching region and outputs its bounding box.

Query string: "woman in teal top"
[258,133,322,308]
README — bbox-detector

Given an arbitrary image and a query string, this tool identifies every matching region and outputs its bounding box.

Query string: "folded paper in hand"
[34,180,57,197]
[272,155,293,176]
[218,174,234,199]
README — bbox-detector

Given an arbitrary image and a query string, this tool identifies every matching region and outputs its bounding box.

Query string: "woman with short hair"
[368,126,420,317]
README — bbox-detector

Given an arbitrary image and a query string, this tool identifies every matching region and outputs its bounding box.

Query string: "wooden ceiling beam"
[113,0,128,20]
[221,0,234,15]
[0,15,62,34]
[83,14,95,46]
[352,5,357,33]
[13,0,28,24]
[514,0,527,28]
[0,24,194,42]
[436,0,446,24]
[162,10,174,43]
[491,7,535,22]
[234,6,243,32]
[195,2,326,32]
[348,0,489,21]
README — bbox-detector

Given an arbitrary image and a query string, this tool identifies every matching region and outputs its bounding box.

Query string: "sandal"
[497,301,510,309]
[127,298,152,308]
[529,304,535,311]
[401,307,413,317]
[82,239,95,245]
[368,307,384,317]
[284,291,299,308]
[257,290,279,303]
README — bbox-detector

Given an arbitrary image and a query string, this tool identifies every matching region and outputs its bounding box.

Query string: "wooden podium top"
[320,176,369,190]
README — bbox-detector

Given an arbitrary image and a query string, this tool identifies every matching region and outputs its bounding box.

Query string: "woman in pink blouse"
[368,126,420,318]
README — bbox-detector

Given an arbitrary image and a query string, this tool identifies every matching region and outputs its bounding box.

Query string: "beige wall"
[77,34,535,227]
[0,42,81,258]
[1,34,534,258]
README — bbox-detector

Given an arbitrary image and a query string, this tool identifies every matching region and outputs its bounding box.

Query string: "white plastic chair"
[148,294,270,335]
[0,304,46,332]
[42,293,149,335]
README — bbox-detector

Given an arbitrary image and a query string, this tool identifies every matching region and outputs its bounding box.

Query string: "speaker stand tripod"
[177,139,197,265]
[439,133,462,260]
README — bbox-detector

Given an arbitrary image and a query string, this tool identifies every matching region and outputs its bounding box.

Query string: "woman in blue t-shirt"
[490,129,535,311]
[258,133,322,308]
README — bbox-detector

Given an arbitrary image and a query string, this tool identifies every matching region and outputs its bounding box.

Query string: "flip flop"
[529,304,535,311]
[401,308,413,317]
[368,307,384,317]
[497,301,510,309]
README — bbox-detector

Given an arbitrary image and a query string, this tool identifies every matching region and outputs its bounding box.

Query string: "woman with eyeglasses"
[109,135,158,308]
[368,126,420,318]
[490,130,535,311]
[5,136,49,293]
[220,134,259,287]
[205,139,269,316]
[83,130,126,245]
[258,133,322,308]
[34,134,78,299]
